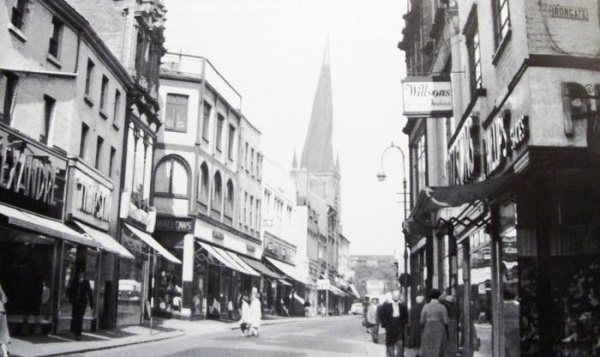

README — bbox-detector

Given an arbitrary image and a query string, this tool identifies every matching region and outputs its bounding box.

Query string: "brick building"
[401,0,600,355]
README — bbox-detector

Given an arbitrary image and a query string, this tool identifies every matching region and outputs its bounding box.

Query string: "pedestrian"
[419,289,449,357]
[366,297,380,343]
[379,290,408,357]
[239,295,251,337]
[440,293,458,357]
[503,289,520,357]
[303,300,311,317]
[248,288,262,337]
[68,271,94,341]
[0,282,10,357]
[409,295,424,348]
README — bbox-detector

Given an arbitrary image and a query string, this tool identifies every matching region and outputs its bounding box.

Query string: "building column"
[181,233,195,318]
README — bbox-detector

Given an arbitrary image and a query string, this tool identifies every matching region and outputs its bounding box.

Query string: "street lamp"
[377,142,409,305]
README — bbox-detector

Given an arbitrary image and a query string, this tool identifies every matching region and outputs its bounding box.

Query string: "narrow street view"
[1,0,600,356]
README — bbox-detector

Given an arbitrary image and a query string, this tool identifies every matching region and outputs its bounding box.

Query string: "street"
[75,316,415,357]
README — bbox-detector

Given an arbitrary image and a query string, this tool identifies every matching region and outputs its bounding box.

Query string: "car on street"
[350,302,363,315]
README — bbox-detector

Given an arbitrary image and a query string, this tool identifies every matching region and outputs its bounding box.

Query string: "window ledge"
[8,24,26,43]
[99,109,108,120]
[492,29,512,66]
[84,95,94,107]
[46,54,62,69]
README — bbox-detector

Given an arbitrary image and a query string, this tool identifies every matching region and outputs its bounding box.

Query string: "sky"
[163,0,409,256]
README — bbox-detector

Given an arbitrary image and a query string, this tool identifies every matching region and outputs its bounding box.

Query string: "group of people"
[363,288,453,357]
[238,287,262,337]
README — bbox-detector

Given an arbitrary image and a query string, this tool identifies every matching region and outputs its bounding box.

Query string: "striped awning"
[197,241,260,276]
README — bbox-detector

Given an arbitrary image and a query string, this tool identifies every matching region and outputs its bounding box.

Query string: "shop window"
[164,93,188,132]
[48,17,63,58]
[0,72,18,124]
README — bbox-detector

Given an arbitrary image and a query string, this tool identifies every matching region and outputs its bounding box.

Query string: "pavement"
[9,315,421,357]
[8,315,330,357]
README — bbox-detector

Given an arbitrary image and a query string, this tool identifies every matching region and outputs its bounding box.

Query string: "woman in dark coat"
[420,289,449,357]
[68,272,94,341]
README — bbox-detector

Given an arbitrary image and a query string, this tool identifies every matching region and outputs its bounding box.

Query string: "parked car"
[350,302,364,315]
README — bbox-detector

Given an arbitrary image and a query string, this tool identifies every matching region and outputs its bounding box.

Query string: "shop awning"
[75,221,134,260]
[348,284,361,299]
[124,223,181,264]
[0,203,100,248]
[329,285,349,297]
[196,241,259,276]
[265,257,316,287]
[411,174,517,218]
[240,256,283,279]
[278,279,292,286]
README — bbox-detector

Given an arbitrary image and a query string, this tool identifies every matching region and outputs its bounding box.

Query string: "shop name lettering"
[486,114,529,174]
[448,116,480,185]
[156,219,191,231]
[0,137,59,205]
[405,83,451,98]
[549,5,589,21]
[76,181,110,221]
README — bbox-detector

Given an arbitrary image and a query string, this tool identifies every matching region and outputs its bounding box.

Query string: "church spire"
[292,149,298,169]
[300,42,334,173]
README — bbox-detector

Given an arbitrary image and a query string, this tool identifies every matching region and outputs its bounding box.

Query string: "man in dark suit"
[68,272,93,341]
[379,290,408,357]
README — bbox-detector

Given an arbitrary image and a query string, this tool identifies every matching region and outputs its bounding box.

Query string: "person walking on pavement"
[239,295,251,337]
[409,295,424,348]
[420,289,449,357]
[365,297,380,343]
[68,271,93,341]
[0,282,10,357]
[379,290,408,357]
[248,288,262,337]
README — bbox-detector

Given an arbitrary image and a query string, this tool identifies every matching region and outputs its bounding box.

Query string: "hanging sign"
[402,77,453,117]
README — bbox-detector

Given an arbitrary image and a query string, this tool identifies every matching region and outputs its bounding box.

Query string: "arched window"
[212,171,222,212]
[198,162,209,204]
[154,156,189,198]
[225,179,234,218]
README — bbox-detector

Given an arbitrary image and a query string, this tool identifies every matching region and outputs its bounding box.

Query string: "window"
[95,136,104,170]
[48,17,63,58]
[416,134,426,193]
[249,196,254,229]
[245,142,249,170]
[250,148,255,175]
[492,0,511,49]
[109,147,116,178]
[216,114,224,151]
[227,124,235,160]
[113,89,121,126]
[0,73,18,124]
[135,32,145,76]
[79,123,89,159]
[164,93,188,132]
[225,180,234,218]
[41,95,55,145]
[202,102,211,140]
[464,7,482,95]
[11,0,27,29]
[212,172,222,211]
[154,157,190,197]
[85,59,95,97]
[198,163,209,203]
[99,75,109,114]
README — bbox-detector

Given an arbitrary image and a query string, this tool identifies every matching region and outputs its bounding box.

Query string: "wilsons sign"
[0,127,66,219]
[402,77,453,117]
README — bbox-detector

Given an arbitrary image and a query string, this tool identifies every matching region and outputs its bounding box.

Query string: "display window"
[155,259,182,316]
[117,248,145,326]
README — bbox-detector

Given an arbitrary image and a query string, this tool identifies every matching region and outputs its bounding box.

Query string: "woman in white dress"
[248,289,262,337]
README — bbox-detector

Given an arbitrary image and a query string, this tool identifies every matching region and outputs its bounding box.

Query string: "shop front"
[0,127,103,335]
[264,257,315,317]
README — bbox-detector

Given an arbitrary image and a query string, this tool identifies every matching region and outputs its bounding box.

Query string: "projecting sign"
[402,77,453,117]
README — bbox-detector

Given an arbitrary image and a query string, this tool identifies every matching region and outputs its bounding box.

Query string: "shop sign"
[447,115,481,185]
[402,77,453,117]
[119,190,156,232]
[155,217,192,232]
[0,128,66,219]
[549,5,589,21]
[485,110,530,175]
[212,230,224,240]
[317,279,330,290]
[72,172,111,226]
